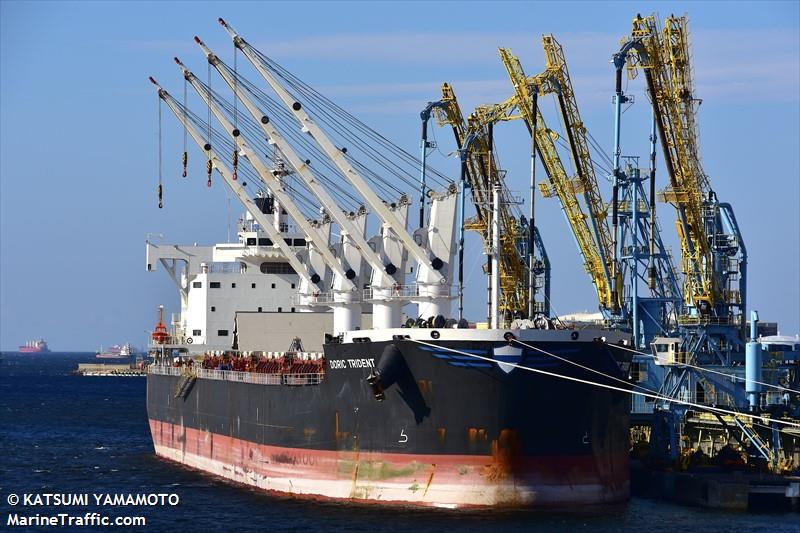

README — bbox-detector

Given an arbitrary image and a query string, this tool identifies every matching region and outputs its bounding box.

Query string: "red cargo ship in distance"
[18,339,50,353]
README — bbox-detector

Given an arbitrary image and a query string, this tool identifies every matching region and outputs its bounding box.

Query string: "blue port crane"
[613,14,767,465]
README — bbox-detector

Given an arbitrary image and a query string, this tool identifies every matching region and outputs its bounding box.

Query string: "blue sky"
[1,1,798,350]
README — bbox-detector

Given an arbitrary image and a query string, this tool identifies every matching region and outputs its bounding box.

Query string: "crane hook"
[206,159,213,188]
[232,150,238,181]
[157,183,163,209]
[182,151,188,178]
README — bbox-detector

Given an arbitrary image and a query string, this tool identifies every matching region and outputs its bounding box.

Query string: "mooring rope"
[409,338,800,429]
[608,341,800,395]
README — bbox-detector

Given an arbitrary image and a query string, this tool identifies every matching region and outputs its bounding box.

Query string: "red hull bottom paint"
[150,420,629,508]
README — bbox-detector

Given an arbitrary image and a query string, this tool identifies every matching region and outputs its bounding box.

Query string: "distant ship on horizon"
[18,339,51,353]
[96,342,135,359]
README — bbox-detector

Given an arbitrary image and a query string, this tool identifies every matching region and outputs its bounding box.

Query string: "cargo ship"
[148,328,631,508]
[96,343,135,360]
[144,21,633,509]
[18,339,50,353]
[145,191,633,507]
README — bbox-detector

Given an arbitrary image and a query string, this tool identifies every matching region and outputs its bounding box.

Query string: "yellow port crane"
[624,14,717,314]
[432,84,531,318]
[530,36,618,308]
[474,43,620,313]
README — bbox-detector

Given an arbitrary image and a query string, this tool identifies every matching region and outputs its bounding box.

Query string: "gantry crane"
[477,37,683,344]
[427,84,549,322]
[615,13,753,464]
[473,47,619,316]
[617,14,746,347]
[622,14,737,319]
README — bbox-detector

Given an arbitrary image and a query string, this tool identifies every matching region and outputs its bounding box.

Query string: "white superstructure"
[147,205,310,352]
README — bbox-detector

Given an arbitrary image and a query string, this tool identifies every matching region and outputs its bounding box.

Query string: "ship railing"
[148,335,188,347]
[363,283,455,302]
[291,291,338,305]
[677,315,739,327]
[148,364,324,385]
[291,291,367,305]
[149,365,184,377]
[196,368,284,384]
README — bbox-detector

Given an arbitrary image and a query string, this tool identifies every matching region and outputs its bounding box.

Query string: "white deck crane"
[194,37,410,329]
[150,78,319,297]
[173,60,366,334]
[214,20,458,323]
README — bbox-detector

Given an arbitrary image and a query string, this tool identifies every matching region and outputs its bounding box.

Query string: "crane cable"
[235,49,453,189]
[234,68,410,197]
[608,341,800,395]
[408,338,800,430]
[157,96,163,209]
[175,97,340,219]
[269,51,453,185]
[206,62,213,188]
[232,42,238,181]
[182,77,188,178]
[225,66,398,204]
[201,73,364,210]
[511,338,798,436]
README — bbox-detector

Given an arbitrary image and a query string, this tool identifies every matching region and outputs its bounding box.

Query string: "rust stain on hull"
[422,463,436,497]
[484,429,522,482]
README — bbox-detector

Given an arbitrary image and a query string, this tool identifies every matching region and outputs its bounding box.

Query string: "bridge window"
[258,238,272,246]
[259,262,295,274]
[192,329,201,336]
[217,330,229,337]
[210,282,221,289]
[246,237,257,246]
[192,282,201,288]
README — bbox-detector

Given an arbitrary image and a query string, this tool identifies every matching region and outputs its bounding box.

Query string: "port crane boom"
[193,38,416,329]
[623,14,717,315]
[481,48,618,313]
[527,36,618,307]
[150,78,316,291]
[216,21,456,313]
[431,84,549,320]
[174,60,355,293]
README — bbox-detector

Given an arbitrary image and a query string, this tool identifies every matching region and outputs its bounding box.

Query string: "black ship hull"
[147,329,632,508]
